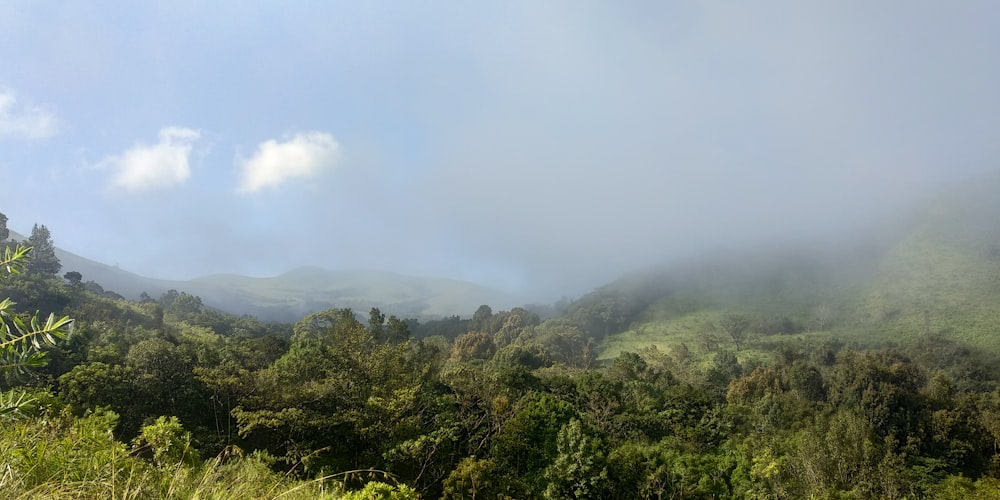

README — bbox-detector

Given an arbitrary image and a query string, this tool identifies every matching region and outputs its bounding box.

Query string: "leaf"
[0,308,73,382]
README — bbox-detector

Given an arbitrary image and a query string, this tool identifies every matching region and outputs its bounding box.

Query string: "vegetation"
[4,180,1000,499]
[24,223,61,276]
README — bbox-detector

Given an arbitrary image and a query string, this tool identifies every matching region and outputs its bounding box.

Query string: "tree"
[491,392,578,494]
[368,307,386,339]
[451,332,496,363]
[720,312,752,351]
[125,337,208,434]
[171,293,203,315]
[494,307,539,349]
[133,415,200,467]
[442,457,501,499]
[232,308,421,473]
[544,419,608,499]
[63,271,82,286]
[59,362,139,432]
[0,211,8,243]
[385,315,411,343]
[25,224,60,275]
[471,305,493,333]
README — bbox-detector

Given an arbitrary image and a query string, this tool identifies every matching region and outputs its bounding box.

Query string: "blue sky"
[2,1,999,300]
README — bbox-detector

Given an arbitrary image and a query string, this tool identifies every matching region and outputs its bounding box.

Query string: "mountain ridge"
[6,232,522,322]
[572,173,1000,359]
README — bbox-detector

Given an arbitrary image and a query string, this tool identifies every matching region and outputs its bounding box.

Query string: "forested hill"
[561,171,1000,358]
[43,240,521,321]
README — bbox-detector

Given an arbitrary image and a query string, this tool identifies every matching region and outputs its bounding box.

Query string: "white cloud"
[103,127,200,193]
[236,131,340,193]
[0,89,58,139]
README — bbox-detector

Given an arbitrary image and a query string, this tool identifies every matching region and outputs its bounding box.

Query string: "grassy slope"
[856,186,1000,351]
[598,174,1000,363]
[597,251,873,365]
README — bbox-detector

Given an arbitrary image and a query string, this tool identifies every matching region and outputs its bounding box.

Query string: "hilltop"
[562,172,1000,360]
[14,233,521,322]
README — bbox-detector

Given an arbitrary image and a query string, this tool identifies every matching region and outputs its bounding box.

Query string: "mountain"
[54,245,169,299]
[16,233,521,322]
[170,267,522,322]
[574,172,1000,359]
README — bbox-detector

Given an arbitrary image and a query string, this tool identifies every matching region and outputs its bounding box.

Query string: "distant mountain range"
[20,172,1000,333]
[24,235,521,322]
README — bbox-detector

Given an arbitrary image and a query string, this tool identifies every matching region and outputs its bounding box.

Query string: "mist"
[407,1,1000,299]
[2,1,999,302]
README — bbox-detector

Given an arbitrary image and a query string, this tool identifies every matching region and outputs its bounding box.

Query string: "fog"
[2,2,999,301]
[393,1,1000,297]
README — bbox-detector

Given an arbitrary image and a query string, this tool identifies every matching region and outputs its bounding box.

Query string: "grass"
[0,404,407,499]
[596,198,1000,364]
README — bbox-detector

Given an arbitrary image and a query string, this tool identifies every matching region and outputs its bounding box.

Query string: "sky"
[1,1,999,301]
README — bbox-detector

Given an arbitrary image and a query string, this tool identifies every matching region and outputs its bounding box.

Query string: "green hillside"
[595,175,1000,362]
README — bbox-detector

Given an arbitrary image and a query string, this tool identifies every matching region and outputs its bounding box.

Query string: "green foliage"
[470,304,493,332]
[530,319,596,368]
[411,314,469,339]
[8,186,1000,497]
[606,441,733,499]
[719,312,752,351]
[59,361,138,427]
[930,475,1000,500]
[25,223,61,275]
[0,407,156,496]
[828,349,926,439]
[0,243,73,385]
[124,336,212,439]
[0,404,345,498]
[0,211,8,243]
[339,481,419,500]
[0,299,73,383]
[442,457,502,499]
[450,331,495,362]
[544,419,608,499]
[491,392,577,494]
[135,415,201,467]
[0,387,38,422]
[233,308,422,474]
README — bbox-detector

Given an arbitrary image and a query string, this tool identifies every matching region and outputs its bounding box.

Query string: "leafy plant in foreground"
[0,244,73,411]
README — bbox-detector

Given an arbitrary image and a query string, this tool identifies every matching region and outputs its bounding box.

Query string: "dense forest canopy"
[3,184,1000,499]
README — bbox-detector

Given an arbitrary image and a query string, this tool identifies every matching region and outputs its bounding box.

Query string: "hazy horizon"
[2,2,999,301]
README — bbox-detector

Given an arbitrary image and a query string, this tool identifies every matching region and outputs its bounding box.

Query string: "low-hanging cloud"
[410,1,1000,297]
[0,88,58,140]
[236,132,340,194]
[103,127,201,193]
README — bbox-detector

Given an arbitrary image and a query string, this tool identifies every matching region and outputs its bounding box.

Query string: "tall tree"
[544,419,608,499]
[0,211,8,242]
[25,224,60,275]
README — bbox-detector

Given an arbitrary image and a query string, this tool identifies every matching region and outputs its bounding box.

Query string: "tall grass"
[0,405,393,499]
